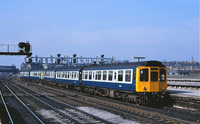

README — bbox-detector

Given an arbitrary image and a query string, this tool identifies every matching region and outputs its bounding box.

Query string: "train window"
[72,71,75,79]
[95,71,98,80]
[76,72,79,79]
[62,72,65,78]
[114,72,117,80]
[97,71,101,80]
[69,72,71,78]
[82,72,85,79]
[118,70,123,81]
[140,69,148,82]
[103,71,107,80]
[52,72,54,78]
[59,73,61,78]
[89,72,92,80]
[74,72,77,79]
[72,72,74,79]
[85,72,88,80]
[67,72,69,78]
[59,72,61,78]
[160,69,166,82]
[125,70,131,82]
[58,72,60,78]
[108,71,113,81]
[151,72,158,81]
[92,72,95,80]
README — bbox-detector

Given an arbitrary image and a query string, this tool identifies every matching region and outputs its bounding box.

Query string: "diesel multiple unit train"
[20,61,168,105]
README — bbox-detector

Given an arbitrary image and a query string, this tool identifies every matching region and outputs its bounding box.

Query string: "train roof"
[20,61,165,72]
[83,61,165,70]
[43,68,56,71]
[56,67,82,71]
[20,70,30,72]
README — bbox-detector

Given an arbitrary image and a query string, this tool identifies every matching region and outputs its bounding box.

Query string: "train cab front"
[136,66,168,105]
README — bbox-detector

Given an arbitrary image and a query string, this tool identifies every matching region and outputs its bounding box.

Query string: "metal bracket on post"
[132,56,145,62]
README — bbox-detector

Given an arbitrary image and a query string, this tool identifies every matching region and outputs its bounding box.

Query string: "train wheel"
[143,96,151,106]
[137,96,151,106]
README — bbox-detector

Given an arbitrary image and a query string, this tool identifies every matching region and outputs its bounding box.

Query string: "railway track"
[0,80,42,124]
[4,79,113,124]
[13,79,199,124]
[0,90,14,124]
[2,84,45,124]
[167,78,200,82]
[172,97,200,112]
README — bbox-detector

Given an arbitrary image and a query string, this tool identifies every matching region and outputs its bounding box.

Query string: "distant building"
[162,61,200,75]
[20,63,43,70]
[0,66,19,74]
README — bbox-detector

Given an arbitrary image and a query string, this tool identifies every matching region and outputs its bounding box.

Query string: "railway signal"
[0,42,32,57]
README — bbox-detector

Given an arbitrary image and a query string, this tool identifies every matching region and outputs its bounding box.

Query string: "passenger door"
[113,71,117,82]
[41,71,43,80]
[136,67,150,92]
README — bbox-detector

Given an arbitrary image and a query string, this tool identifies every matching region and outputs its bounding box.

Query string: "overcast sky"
[0,0,199,68]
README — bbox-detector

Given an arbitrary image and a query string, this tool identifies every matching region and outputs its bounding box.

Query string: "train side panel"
[43,70,56,82]
[55,70,80,85]
[19,71,30,79]
[30,70,42,80]
[81,69,136,91]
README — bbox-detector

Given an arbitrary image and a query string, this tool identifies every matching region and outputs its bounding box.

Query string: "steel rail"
[167,78,200,82]
[11,82,113,124]
[167,84,200,90]
[8,83,84,124]
[3,84,44,124]
[0,90,14,124]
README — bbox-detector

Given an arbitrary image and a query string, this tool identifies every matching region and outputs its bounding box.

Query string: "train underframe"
[22,78,169,106]
[79,87,170,106]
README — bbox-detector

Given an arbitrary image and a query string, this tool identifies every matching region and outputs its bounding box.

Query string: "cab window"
[151,72,158,81]
[140,69,148,82]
